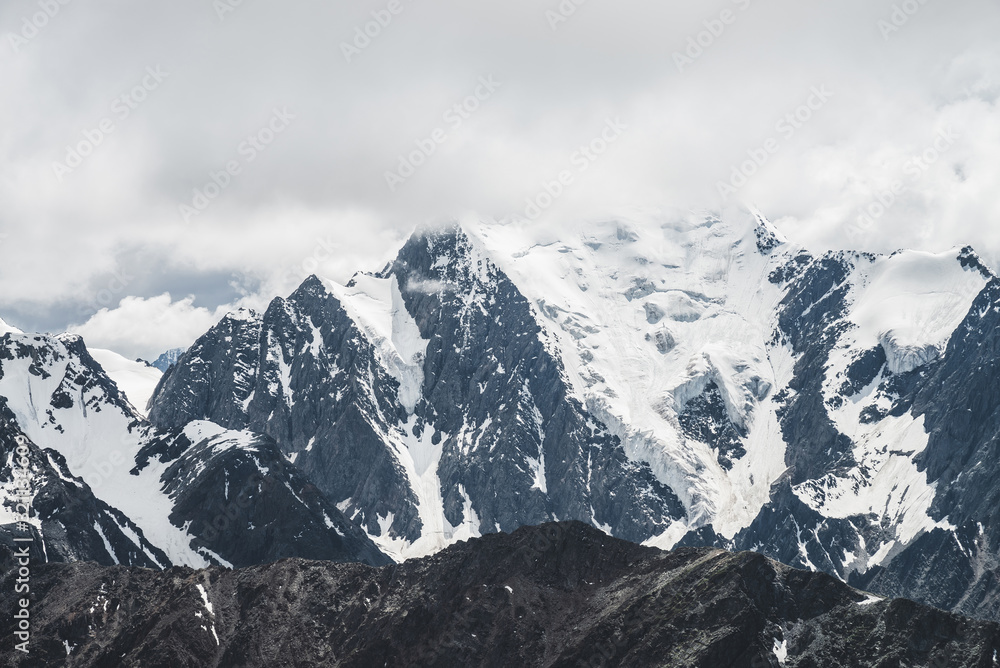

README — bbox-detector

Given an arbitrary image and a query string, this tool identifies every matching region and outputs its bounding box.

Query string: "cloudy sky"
[2,0,998,359]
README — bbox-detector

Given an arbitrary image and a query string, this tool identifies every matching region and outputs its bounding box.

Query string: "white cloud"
[1,0,999,326]
[69,294,226,361]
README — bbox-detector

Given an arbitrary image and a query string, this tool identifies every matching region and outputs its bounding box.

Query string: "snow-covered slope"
[328,273,427,414]
[0,317,22,335]
[89,348,163,416]
[833,249,989,378]
[469,214,793,541]
[0,331,205,566]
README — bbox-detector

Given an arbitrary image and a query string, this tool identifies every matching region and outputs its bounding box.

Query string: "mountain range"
[4,211,1000,646]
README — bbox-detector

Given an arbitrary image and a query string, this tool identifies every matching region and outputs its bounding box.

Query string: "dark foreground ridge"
[3,522,999,667]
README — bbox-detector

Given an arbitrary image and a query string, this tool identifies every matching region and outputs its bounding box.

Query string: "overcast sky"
[2,0,999,359]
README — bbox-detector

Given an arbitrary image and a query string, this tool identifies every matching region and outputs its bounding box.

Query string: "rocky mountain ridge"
[3,522,998,667]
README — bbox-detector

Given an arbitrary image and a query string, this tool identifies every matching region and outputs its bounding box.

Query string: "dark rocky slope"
[389,229,685,540]
[146,282,425,542]
[3,522,997,667]
[134,426,391,569]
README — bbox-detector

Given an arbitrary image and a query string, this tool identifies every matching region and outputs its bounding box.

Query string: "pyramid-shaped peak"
[750,210,787,254]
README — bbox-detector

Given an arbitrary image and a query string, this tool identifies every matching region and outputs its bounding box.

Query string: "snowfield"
[89,348,163,416]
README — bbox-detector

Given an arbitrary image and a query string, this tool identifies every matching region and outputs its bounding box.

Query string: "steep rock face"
[147,312,264,430]
[915,278,1000,519]
[147,281,422,544]
[771,252,858,484]
[134,424,390,568]
[3,522,998,668]
[678,380,747,471]
[390,229,685,543]
[722,246,997,620]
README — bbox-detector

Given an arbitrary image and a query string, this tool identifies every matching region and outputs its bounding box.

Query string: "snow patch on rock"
[326,274,428,414]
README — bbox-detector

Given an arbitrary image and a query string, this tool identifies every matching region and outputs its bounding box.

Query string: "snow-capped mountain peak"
[6,212,1000,623]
